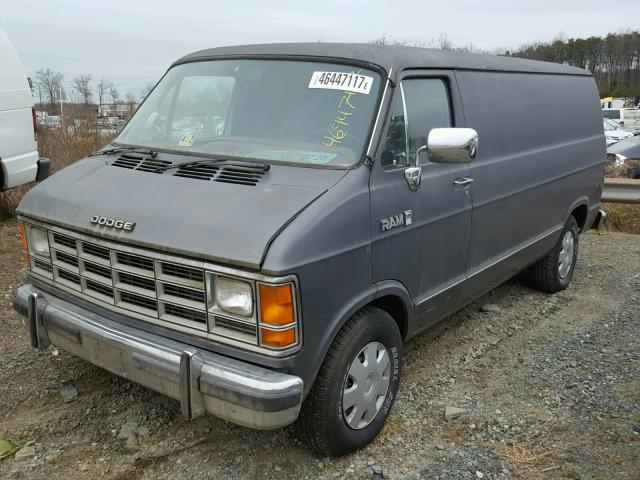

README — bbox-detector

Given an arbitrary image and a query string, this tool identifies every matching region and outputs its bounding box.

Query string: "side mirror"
[427,128,479,164]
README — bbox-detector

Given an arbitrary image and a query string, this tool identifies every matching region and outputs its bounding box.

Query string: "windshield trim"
[113,56,388,170]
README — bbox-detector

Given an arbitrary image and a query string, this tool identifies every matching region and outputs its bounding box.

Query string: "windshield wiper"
[158,158,270,173]
[89,146,158,158]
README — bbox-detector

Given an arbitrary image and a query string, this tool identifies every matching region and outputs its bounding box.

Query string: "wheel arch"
[563,197,590,233]
[304,281,413,395]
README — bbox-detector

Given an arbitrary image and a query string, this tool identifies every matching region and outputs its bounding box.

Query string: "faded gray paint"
[17,44,604,394]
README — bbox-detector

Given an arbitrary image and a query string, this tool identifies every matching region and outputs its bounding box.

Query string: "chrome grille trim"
[20,217,302,357]
[30,223,208,332]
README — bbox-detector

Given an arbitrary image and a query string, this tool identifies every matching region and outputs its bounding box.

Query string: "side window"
[381,92,408,168]
[402,79,452,164]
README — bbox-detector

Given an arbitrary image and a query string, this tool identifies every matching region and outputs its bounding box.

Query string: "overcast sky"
[2,0,639,99]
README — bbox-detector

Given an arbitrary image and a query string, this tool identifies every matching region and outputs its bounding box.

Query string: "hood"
[17,154,347,269]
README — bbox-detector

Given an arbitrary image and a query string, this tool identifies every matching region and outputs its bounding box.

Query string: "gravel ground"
[0,217,638,479]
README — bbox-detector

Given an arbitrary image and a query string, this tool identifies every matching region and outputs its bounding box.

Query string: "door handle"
[453,177,474,186]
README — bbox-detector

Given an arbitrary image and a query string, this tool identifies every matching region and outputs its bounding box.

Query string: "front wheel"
[529,216,580,293]
[295,306,403,456]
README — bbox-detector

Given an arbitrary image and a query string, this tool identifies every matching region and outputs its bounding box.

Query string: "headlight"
[214,276,253,317]
[29,227,50,256]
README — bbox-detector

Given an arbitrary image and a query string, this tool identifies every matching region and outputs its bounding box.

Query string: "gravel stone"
[58,382,78,402]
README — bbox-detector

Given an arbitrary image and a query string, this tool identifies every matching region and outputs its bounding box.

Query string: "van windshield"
[115,59,381,167]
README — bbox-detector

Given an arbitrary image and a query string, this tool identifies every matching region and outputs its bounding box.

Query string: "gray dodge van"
[13,44,605,455]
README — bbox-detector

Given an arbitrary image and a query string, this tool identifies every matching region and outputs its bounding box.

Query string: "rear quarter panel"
[456,71,604,299]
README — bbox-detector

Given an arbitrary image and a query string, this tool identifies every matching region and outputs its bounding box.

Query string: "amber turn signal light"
[259,283,294,326]
[260,327,296,348]
[19,223,28,252]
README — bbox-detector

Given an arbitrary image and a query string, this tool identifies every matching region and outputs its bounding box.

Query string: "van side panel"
[455,71,604,301]
[0,29,38,189]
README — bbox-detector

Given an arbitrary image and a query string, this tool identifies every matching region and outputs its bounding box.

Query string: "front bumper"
[13,284,303,430]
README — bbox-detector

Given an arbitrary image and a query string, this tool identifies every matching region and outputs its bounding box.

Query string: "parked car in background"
[0,26,49,190]
[13,43,605,456]
[603,118,634,145]
[602,107,640,132]
[607,135,640,168]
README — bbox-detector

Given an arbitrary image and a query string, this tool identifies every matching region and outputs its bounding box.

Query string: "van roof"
[175,42,591,77]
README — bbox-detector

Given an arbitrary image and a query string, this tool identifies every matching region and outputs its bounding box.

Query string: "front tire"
[295,306,402,456]
[529,216,579,293]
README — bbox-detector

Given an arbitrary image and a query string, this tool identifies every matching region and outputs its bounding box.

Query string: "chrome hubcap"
[558,231,575,279]
[342,342,391,430]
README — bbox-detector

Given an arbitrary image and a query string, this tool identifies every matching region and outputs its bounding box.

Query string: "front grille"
[162,283,205,303]
[117,271,156,292]
[82,242,110,261]
[116,252,154,272]
[163,303,207,324]
[57,268,80,285]
[214,316,258,342]
[30,226,209,331]
[52,232,77,250]
[34,259,53,273]
[160,263,204,285]
[86,279,114,298]
[84,261,111,279]
[55,250,79,268]
[119,291,157,311]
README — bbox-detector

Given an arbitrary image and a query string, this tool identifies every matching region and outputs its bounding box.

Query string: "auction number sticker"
[308,71,374,95]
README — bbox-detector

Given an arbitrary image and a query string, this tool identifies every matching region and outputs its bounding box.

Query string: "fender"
[303,279,414,396]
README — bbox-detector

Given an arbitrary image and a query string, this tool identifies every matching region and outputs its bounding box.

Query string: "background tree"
[109,85,120,105]
[124,92,138,116]
[509,30,640,97]
[73,74,93,107]
[35,68,64,113]
[97,77,112,116]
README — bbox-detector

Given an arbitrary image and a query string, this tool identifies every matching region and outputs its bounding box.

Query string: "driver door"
[370,72,473,332]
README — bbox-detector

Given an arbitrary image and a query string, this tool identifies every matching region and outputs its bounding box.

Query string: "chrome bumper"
[13,284,303,430]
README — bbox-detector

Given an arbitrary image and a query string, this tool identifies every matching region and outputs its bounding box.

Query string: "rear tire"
[295,306,402,456]
[529,216,579,293]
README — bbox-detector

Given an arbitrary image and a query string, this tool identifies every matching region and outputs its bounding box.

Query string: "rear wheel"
[529,216,579,293]
[295,306,402,456]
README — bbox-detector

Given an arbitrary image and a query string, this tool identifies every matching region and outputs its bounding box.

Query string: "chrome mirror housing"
[427,128,479,164]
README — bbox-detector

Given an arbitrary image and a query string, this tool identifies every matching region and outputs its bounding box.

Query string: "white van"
[0,26,48,191]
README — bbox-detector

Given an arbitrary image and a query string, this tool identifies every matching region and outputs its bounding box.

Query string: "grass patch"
[497,442,557,472]
[603,203,640,235]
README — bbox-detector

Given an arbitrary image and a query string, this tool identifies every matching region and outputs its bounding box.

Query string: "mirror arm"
[414,145,427,167]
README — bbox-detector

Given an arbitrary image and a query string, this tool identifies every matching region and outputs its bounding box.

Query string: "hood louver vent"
[112,153,172,173]
[174,164,219,181]
[111,154,266,186]
[175,164,265,186]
